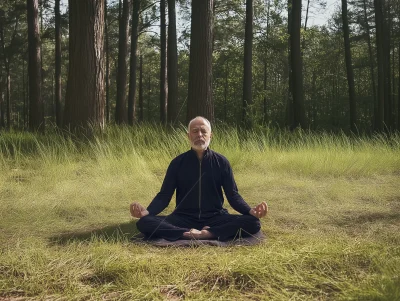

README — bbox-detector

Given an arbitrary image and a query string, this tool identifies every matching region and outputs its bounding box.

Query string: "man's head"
[187,116,212,152]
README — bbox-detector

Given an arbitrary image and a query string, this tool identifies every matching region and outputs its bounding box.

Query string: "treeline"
[0,0,399,134]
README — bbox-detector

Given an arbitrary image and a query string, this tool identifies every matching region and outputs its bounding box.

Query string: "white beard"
[191,139,210,151]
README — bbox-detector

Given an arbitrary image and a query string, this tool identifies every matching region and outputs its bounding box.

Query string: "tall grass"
[0,125,399,300]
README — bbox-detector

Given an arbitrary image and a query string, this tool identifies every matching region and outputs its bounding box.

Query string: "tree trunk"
[263,61,267,124]
[105,0,110,123]
[290,0,306,129]
[398,42,400,131]
[0,69,4,128]
[27,0,44,132]
[139,55,143,122]
[342,0,356,132]
[55,0,62,127]
[128,0,140,125]
[286,0,294,128]
[115,0,130,124]
[187,0,213,123]
[242,0,253,129]
[224,59,228,122]
[159,0,167,124]
[362,0,377,129]
[383,3,391,129]
[374,0,385,131]
[167,0,178,125]
[263,0,270,125]
[63,0,105,132]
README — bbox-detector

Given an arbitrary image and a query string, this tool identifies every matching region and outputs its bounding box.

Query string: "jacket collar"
[189,147,211,159]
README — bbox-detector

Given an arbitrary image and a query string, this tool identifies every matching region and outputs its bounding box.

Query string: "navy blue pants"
[136,213,261,241]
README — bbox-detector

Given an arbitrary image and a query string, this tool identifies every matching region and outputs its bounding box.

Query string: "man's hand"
[249,201,268,218]
[130,202,149,218]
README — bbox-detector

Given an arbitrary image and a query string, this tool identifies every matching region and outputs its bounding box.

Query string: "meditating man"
[130,116,268,241]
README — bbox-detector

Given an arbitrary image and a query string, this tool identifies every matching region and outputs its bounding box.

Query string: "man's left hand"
[249,201,268,218]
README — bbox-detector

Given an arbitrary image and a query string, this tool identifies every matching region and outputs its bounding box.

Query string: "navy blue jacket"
[147,148,251,218]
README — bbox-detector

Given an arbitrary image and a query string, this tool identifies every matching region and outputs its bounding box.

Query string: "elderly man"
[130,116,268,241]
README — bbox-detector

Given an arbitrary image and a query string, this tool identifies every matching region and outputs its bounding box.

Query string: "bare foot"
[183,228,215,240]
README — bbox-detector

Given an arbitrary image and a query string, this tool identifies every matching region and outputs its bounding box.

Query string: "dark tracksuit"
[136,148,261,241]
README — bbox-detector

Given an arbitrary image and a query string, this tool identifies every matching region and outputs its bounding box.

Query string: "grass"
[0,125,399,300]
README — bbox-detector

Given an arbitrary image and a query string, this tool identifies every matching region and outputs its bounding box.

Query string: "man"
[130,116,268,241]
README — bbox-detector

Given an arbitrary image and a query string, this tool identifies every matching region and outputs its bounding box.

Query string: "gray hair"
[187,116,212,133]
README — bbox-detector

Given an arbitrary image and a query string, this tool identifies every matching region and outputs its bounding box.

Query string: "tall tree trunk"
[263,61,267,124]
[55,0,62,127]
[224,59,228,122]
[22,57,26,128]
[398,42,400,131]
[63,0,105,132]
[128,0,140,125]
[27,0,44,132]
[263,0,271,125]
[383,2,391,129]
[167,0,178,125]
[147,75,151,120]
[0,70,4,128]
[139,54,143,122]
[374,0,385,131]
[362,0,377,129]
[105,0,110,123]
[242,0,253,129]
[159,0,167,124]
[286,0,294,128]
[290,0,306,128]
[342,0,356,132]
[187,0,214,123]
[115,0,130,124]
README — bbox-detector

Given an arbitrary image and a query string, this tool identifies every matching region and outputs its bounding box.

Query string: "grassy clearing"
[0,125,399,300]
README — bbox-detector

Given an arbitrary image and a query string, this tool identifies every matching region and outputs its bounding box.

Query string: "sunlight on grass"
[0,125,399,300]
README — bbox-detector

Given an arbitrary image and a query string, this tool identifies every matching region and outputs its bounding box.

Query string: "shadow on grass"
[49,221,139,245]
[334,211,400,227]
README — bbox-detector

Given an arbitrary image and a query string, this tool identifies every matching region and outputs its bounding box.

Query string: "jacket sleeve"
[146,159,177,216]
[221,159,252,215]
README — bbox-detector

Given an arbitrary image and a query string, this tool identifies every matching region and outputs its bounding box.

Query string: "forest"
[0,0,399,134]
[1,1,400,299]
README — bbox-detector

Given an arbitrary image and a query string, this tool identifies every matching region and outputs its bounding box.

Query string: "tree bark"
[160,0,167,124]
[383,2,391,129]
[398,42,400,131]
[128,0,140,125]
[27,0,44,132]
[187,0,214,123]
[105,0,110,123]
[0,68,4,128]
[242,0,253,129]
[290,0,306,129]
[139,54,143,122]
[115,0,130,124]
[286,0,294,128]
[55,0,62,127]
[167,0,178,125]
[341,0,356,132]
[362,0,377,128]
[374,0,385,131]
[63,0,105,132]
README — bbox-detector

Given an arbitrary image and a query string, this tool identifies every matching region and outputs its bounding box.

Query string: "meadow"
[0,125,399,300]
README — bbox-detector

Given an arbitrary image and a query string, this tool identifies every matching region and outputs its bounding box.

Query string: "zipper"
[198,159,202,219]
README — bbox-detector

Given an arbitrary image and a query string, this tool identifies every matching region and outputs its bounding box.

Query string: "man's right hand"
[130,202,149,218]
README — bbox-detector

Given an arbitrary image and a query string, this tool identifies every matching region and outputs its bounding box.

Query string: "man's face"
[188,118,212,151]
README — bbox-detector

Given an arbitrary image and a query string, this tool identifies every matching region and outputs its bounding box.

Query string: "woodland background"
[0,0,399,134]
